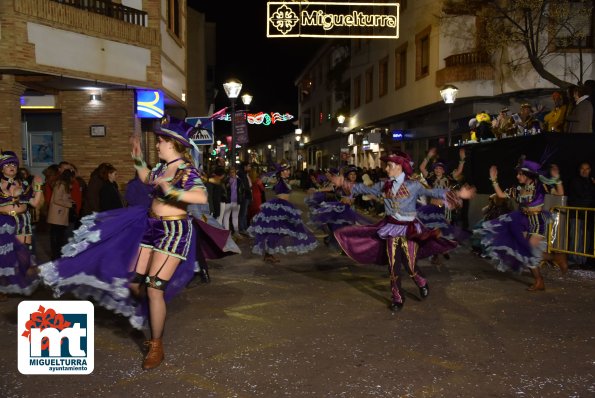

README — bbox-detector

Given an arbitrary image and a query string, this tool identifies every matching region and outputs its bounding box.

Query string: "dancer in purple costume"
[248,161,318,263]
[330,152,475,311]
[0,151,43,299]
[418,148,466,264]
[309,166,373,250]
[38,117,222,370]
[474,158,566,291]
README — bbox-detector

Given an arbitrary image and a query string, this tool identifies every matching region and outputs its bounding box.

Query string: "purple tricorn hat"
[431,161,448,173]
[154,116,196,148]
[343,165,358,177]
[515,160,543,177]
[275,161,291,174]
[380,151,414,176]
[0,151,19,169]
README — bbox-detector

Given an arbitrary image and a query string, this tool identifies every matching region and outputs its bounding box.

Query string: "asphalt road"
[1,191,594,397]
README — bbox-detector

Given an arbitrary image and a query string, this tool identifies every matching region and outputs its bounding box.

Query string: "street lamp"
[440,84,459,147]
[240,93,253,162]
[241,93,253,107]
[223,78,242,164]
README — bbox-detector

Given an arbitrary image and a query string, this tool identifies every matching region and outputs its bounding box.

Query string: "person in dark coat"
[98,164,123,211]
[237,161,253,235]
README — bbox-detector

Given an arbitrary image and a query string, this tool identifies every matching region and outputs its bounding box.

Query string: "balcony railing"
[444,51,491,67]
[51,0,147,26]
[436,51,494,86]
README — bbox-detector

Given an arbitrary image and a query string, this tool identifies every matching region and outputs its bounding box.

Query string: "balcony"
[14,0,159,46]
[435,51,494,87]
[52,0,147,26]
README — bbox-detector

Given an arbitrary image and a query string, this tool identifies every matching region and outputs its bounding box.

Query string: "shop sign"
[135,90,164,118]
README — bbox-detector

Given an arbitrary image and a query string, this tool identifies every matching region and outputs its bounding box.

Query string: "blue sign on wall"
[185,117,215,146]
[392,130,404,140]
[136,90,164,118]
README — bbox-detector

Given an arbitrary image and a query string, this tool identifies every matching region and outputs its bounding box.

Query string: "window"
[318,103,323,126]
[302,109,311,132]
[353,75,361,109]
[379,57,388,97]
[167,0,180,38]
[416,26,431,80]
[554,1,594,49]
[395,43,407,90]
[365,67,374,103]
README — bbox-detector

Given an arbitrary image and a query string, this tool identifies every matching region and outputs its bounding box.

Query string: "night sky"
[188,1,324,143]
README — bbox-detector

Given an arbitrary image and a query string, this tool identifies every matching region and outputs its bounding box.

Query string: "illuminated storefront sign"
[136,90,164,118]
[267,2,399,39]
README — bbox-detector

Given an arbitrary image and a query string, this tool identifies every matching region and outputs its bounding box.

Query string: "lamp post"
[223,79,243,164]
[440,84,459,147]
[240,93,253,162]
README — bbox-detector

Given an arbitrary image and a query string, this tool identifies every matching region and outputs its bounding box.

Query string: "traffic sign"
[185,117,215,145]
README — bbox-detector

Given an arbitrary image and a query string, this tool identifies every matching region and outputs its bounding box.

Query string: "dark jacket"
[99,181,123,211]
[223,176,247,204]
[237,169,252,201]
[206,180,226,218]
[568,175,595,207]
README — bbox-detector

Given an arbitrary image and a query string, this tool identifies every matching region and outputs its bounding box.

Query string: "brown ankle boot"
[142,338,164,370]
[527,278,545,291]
[552,253,568,274]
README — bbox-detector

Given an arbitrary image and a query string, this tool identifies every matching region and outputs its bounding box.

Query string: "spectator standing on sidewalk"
[566,85,593,133]
[237,161,252,235]
[567,161,595,265]
[99,164,123,211]
[47,169,74,260]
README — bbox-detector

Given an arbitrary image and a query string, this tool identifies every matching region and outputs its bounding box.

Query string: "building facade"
[0,0,208,185]
[296,0,594,170]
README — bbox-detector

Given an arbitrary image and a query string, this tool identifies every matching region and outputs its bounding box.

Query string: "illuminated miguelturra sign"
[267,2,399,39]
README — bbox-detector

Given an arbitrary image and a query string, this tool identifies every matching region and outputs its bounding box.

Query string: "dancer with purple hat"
[418,147,466,265]
[474,156,565,291]
[330,151,475,311]
[0,150,43,299]
[247,161,318,263]
[309,166,373,251]
[38,117,232,370]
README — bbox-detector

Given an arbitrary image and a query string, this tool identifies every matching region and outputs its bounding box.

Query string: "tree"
[443,0,594,88]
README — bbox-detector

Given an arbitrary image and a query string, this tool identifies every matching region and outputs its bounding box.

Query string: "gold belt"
[148,210,187,221]
[0,209,26,217]
[521,207,542,215]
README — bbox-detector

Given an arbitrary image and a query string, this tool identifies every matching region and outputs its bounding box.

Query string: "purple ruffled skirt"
[309,201,373,232]
[247,198,318,255]
[0,214,39,295]
[474,210,549,272]
[38,206,199,330]
[334,216,457,266]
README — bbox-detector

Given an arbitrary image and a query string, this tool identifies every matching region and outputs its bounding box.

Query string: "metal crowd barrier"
[548,206,595,259]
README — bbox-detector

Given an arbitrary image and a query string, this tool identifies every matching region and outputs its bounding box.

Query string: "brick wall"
[60,90,137,190]
[0,0,162,89]
[0,75,26,159]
